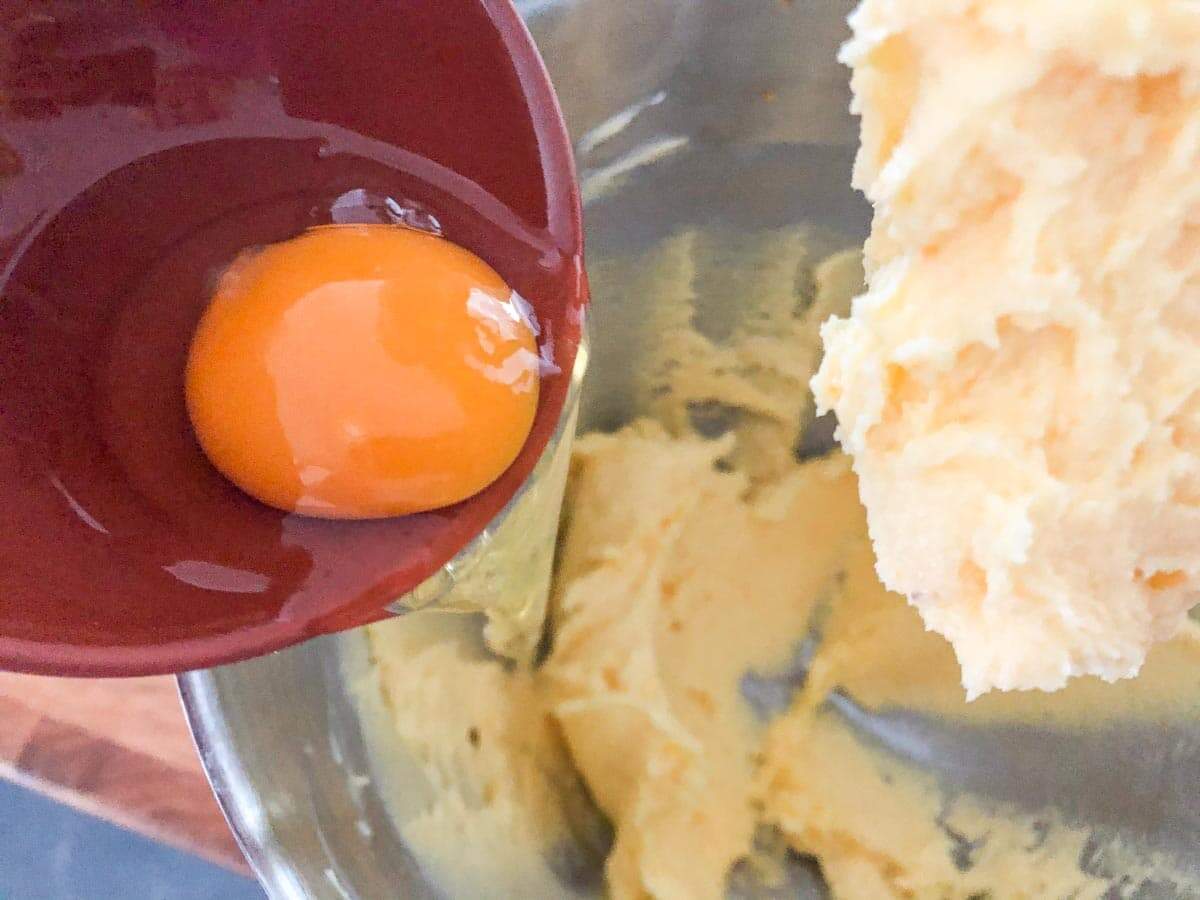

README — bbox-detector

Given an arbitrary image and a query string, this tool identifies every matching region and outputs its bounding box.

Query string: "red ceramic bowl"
[0,0,585,676]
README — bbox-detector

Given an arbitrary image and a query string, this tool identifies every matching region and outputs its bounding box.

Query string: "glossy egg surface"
[186,225,540,519]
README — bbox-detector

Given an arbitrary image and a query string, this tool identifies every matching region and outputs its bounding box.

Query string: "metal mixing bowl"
[180,2,1200,897]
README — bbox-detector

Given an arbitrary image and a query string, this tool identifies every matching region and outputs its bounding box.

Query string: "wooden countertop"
[0,673,250,876]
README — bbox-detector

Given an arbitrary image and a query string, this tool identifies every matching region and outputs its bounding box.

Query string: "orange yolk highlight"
[185,225,540,519]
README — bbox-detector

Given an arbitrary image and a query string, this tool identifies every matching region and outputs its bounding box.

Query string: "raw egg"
[185,224,541,519]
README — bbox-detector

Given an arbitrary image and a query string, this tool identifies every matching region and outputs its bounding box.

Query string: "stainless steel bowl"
[180,2,1200,897]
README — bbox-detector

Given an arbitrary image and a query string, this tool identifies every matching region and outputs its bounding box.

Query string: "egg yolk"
[185,225,540,519]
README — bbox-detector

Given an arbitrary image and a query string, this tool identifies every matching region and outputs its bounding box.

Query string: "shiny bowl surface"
[181,2,1200,897]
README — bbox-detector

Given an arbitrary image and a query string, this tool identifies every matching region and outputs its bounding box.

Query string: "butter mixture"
[812,0,1200,696]
[355,231,1200,898]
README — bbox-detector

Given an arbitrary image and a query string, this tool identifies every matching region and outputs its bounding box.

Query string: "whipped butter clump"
[813,0,1200,696]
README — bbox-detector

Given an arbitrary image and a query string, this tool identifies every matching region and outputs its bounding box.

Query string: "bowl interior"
[181,0,862,895]
[0,0,582,675]
[182,2,1200,898]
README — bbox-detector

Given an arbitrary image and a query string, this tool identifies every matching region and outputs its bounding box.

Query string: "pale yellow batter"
[354,231,1200,899]
[813,0,1200,696]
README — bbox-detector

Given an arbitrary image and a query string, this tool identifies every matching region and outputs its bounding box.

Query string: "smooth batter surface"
[356,232,1200,898]
[812,0,1200,696]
